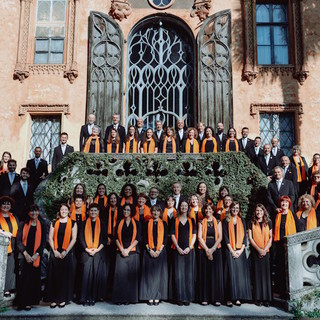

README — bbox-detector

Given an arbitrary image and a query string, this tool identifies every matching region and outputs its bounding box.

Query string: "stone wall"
[0,235,9,306]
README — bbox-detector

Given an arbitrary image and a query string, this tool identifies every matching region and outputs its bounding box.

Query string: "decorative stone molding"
[190,0,212,22]
[29,64,66,75]
[250,103,303,118]
[109,0,132,21]
[241,0,309,85]
[19,104,70,116]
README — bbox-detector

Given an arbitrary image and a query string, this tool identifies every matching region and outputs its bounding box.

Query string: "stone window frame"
[13,0,80,84]
[242,0,309,86]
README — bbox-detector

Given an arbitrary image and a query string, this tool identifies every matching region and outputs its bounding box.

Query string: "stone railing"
[286,227,320,302]
[0,235,9,306]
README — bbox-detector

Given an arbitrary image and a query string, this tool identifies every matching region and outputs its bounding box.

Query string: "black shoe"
[183,301,190,306]
[177,301,183,306]
[154,300,160,306]
[264,302,270,307]
[147,300,153,306]
[50,303,57,309]
[4,292,11,298]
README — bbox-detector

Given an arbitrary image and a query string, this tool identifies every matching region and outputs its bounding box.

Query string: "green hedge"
[35,152,268,220]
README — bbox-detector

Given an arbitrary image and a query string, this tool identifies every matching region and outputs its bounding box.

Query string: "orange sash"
[219,208,228,221]
[107,207,118,236]
[274,210,296,242]
[84,216,100,249]
[83,136,100,153]
[189,207,203,223]
[216,199,224,212]
[117,218,137,252]
[162,208,177,224]
[225,138,239,153]
[125,138,138,153]
[0,164,8,174]
[201,138,217,153]
[199,217,221,249]
[143,138,155,153]
[252,222,270,252]
[163,137,176,154]
[173,217,193,249]
[310,184,320,202]
[94,195,108,208]
[293,156,306,182]
[296,208,318,230]
[312,165,319,174]
[22,219,42,267]
[185,138,199,153]
[70,203,86,222]
[53,218,72,251]
[0,212,18,253]
[134,205,151,222]
[228,216,244,250]
[120,196,133,206]
[107,141,119,154]
[148,218,164,251]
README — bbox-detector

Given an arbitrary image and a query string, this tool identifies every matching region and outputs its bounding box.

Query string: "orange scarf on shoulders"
[94,195,108,207]
[162,208,177,224]
[173,217,193,249]
[125,138,138,153]
[296,208,318,230]
[134,205,151,222]
[70,203,86,222]
[117,218,137,252]
[216,199,224,212]
[143,138,155,153]
[201,138,217,153]
[148,218,164,251]
[107,141,119,153]
[189,207,203,223]
[53,218,72,251]
[293,156,306,182]
[219,208,228,221]
[0,164,8,174]
[120,196,133,206]
[252,221,270,251]
[199,217,221,249]
[107,207,118,236]
[84,216,100,249]
[162,136,176,153]
[185,138,199,153]
[225,138,239,153]
[0,212,18,253]
[274,210,296,242]
[228,216,244,250]
[83,136,100,153]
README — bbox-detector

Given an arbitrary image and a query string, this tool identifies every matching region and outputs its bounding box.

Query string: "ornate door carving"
[126,15,195,130]
[87,12,124,134]
[197,10,233,128]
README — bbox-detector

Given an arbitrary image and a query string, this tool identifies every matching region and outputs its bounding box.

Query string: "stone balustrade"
[0,235,9,306]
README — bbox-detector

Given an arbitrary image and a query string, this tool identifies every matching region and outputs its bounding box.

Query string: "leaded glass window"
[259,113,295,155]
[148,0,174,9]
[30,116,61,164]
[34,0,67,64]
[256,3,289,65]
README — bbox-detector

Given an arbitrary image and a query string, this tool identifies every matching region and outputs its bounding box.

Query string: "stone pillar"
[0,235,9,305]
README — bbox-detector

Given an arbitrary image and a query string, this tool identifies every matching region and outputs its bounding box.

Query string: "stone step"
[3,301,293,320]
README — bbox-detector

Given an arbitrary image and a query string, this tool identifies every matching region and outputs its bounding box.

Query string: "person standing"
[257,144,277,179]
[155,120,165,152]
[105,113,126,147]
[176,119,186,152]
[79,114,99,151]
[247,137,264,166]
[271,138,285,166]
[215,122,227,152]
[52,132,74,171]
[26,147,48,188]
[0,159,20,196]
[239,127,254,155]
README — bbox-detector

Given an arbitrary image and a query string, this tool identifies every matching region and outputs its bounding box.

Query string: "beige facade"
[0,0,319,171]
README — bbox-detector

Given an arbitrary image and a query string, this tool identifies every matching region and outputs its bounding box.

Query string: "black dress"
[139,219,168,301]
[44,220,76,303]
[223,218,252,301]
[198,220,224,303]
[16,220,46,308]
[248,221,272,302]
[79,219,108,303]
[112,219,141,304]
[169,218,196,302]
[203,140,215,153]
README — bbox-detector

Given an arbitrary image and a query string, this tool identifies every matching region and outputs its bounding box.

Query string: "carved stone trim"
[241,0,309,85]
[286,228,320,246]
[29,64,66,75]
[250,103,303,117]
[19,104,70,116]
[109,0,132,21]
[190,0,212,22]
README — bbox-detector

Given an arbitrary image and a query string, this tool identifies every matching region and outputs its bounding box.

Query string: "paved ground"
[3,301,293,319]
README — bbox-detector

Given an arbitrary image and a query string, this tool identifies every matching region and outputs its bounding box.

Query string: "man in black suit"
[239,127,254,155]
[155,120,165,152]
[257,144,277,179]
[271,137,285,166]
[26,147,48,188]
[267,166,296,218]
[247,136,264,165]
[79,114,98,151]
[10,167,34,221]
[52,132,74,171]
[215,122,227,152]
[197,122,206,149]
[172,182,187,209]
[146,187,165,210]
[136,118,145,142]
[176,119,186,152]
[104,113,126,147]
[0,159,20,196]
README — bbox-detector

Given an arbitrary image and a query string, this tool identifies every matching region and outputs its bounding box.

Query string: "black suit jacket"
[173,194,188,210]
[197,132,206,150]
[257,154,277,176]
[239,138,254,154]
[247,146,264,165]
[80,124,100,150]
[271,148,285,166]
[52,144,74,171]
[267,178,295,215]
[26,158,48,187]
[105,124,126,146]
[176,130,187,152]
[215,133,227,152]
[155,131,165,152]
[137,128,145,142]
[0,172,20,196]
[283,163,298,192]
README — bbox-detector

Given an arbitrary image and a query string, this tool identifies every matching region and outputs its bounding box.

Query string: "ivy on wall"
[35,152,268,220]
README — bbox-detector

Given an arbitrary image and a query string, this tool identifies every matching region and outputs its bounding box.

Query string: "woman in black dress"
[134,193,151,223]
[224,128,239,153]
[248,203,272,306]
[223,201,252,306]
[296,194,320,231]
[113,204,141,304]
[16,204,46,310]
[45,204,77,308]
[198,203,224,306]
[140,128,158,154]
[196,182,213,208]
[170,200,196,305]
[124,126,139,154]
[69,183,87,216]
[119,183,137,207]
[106,128,123,154]
[161,126,178,154]
[189,194,203,224]
[183,128,199,154]
[0,196,18,297]
[216,185,230,213]
[79,203,107,305]
[83,126,103,153]
[201,126,218,153]
[140,205,168,305]
[290,145,308,196]
[93,183,108,223]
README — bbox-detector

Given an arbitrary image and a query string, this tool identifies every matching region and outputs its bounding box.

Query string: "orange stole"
[117,218,137,252]
[274,210,296,242]
[185,138,199,153]
[148,218,164,251]
[293,156,306,182]
[22,220,42,266]
[162,208,177,224]
[134,205,151,222]
[120,196,133,206]
[296,208,318,230]
[225,139,239,153]
[216,199,224,212]
[125,138,138,153]
[70,203,86,222]
[107,207,118,236]
[84,217,100,249]
[83,136,100,153]
[0,212,18,253]
[94,195,108,207]
[173,217,193,249]
[53,218,72,251]
[312,165,319,174]
[143,138,155,153]
[219,208,228,221]
[201,138,217,153]
[199,217,221,249]
[228,216,244,250]
[189,207,203,223]
[252,222,270,252]
[107,141,120,153]
[162,137,176,153]
[0,164,8,174]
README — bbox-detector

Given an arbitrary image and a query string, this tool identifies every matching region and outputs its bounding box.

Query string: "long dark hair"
[125,125,138,142]
[71,183,87,202]
[252,203,269,226]
[94,183,107,198]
